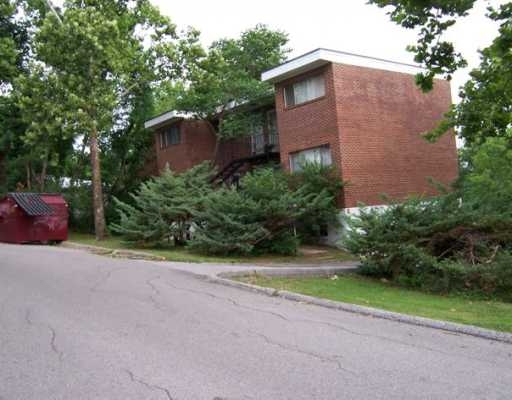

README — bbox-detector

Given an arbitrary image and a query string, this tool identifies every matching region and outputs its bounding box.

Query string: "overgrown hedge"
[111,162,343,255]
[344,138,512,301]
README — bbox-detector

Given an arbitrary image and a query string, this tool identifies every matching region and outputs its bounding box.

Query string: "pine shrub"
[344,139,512,300]
[189,167,335,255]
[110,163,214,245]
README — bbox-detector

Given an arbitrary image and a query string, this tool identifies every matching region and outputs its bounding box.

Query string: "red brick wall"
[154,120,217,173]
[331,63,459,207]
[152,119,255,174]
[275,65,342,175]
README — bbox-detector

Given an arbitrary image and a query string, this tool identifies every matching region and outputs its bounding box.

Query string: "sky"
[153,0,505,102]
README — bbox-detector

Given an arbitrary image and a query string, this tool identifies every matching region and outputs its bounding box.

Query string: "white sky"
[153,0,505,102]
[51,0,504,101]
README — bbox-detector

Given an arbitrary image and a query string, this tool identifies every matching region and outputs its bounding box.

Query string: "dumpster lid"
[8,192,54,216]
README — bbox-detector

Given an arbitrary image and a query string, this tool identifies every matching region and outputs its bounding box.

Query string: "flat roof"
[261,48,424,83]
[144,110,191,130]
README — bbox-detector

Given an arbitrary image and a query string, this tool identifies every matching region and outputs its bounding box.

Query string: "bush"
[110,163,214,245]
[111,163,342,256]
[189,167,334,255]
[344,163,512,300]
[63,184,95,233]
[187,188,268,255]
[287,163,343,241]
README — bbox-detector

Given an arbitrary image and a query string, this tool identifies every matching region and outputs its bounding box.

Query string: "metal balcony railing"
[251,132,279,155]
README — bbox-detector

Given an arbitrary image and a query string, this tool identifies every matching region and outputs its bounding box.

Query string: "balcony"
[250,132,279,155]
[216,132,280,174]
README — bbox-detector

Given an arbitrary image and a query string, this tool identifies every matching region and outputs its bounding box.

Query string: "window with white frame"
[284,74,325,107]
[159,124,181,148]
[289,145,332,172]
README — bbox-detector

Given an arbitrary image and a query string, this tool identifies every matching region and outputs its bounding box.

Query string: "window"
[284,74,325,107]
[159,124,181,148]
[266,110,279,147]
[289,145,332,172]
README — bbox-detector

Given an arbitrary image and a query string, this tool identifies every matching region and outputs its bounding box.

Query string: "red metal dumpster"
[0,193,68,244]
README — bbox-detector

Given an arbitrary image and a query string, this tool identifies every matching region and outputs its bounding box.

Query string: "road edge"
[61,243,512,344]
[204,272,512,345]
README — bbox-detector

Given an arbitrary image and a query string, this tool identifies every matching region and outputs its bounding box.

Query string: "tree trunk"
[90,126,107,240]
[212,137,220,163]
[26,162,32,190]
[38,156,48,192]
[206,116,222,163]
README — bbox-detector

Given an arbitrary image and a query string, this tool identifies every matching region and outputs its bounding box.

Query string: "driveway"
[1,243,511,399]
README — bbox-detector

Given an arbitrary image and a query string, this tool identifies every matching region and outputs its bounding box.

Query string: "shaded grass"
[67,232,354,264]
[236,274,512,333]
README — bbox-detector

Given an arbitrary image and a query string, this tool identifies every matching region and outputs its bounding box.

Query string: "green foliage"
[218,110,265,140]
[27,0,180,139]
[8,0,189,236]
[371,1,512,154]
[174,24,289,141]
[187,188,268,255]
[110,163,214,245]
[427,4,512,149]
[369,0,475,91]
[344,140,512,299]
[0,96,25,191]
[189,167,334,255]
[462,137,512,214]
[0,0,19,87]
[288,163,344,241]
[64,184,95,233]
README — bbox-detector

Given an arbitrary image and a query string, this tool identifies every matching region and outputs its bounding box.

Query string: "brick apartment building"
[144,48,458,239]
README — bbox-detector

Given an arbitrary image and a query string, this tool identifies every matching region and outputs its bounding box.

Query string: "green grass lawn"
[236,274,512,333]
[67,232,354,264]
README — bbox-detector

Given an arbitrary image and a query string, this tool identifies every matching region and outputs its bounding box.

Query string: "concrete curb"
[219,266,359,278]
[210,272,512,345]
[62,242,512,344]
[61,242,166,261]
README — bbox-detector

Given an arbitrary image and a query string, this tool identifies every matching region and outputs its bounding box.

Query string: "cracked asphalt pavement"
[1,244,511,399]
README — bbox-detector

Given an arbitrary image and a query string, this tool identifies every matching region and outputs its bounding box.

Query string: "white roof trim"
[261,48,424,83]
[144,111,192,129]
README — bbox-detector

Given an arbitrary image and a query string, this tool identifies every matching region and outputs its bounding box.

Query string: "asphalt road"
[1,244,511,400]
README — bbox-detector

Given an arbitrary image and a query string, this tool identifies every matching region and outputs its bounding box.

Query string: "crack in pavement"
[124,368,174,400]
[158,278,506,366]
[25,308,64,362]
[146,277,167,312]
[162,279,288,322]
[249,330,358,375]
[90,267,128,293]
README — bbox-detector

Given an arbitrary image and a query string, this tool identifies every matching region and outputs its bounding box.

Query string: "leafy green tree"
[173,24,289,158]
[427,4,512,150]
[18,0,184,239]
[369,0,476,91]
[110,163,214,245]
[15,65,74,191]
[0,0,62,193]
[463,137,512,214]
[0,0,19,88]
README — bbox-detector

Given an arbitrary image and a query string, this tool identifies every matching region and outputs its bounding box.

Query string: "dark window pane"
[284,85,295,107]
[166,124,181,145]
